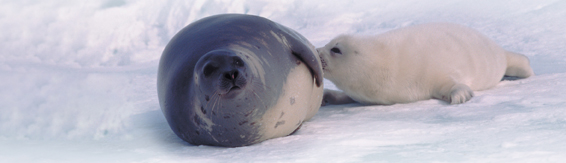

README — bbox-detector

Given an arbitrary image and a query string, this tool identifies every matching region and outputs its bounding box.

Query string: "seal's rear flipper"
[505,51,534,78]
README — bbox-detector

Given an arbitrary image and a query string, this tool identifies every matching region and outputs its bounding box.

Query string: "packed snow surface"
[1,0,566,162]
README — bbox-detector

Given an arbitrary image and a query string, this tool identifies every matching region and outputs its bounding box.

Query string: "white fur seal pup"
[318,23,534,105]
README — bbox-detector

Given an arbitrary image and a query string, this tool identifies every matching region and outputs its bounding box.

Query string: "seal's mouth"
[222,84,244,98]
[220,85,243,99]
[319,55,327,71]
[228,86,241,93]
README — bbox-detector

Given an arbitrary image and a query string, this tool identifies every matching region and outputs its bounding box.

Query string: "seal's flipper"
[433,82,474,104]
[277,25,323,87]
[505,51,534,78]
[449,84,474,104]
[291,50,323,87]
[322,89,356,106]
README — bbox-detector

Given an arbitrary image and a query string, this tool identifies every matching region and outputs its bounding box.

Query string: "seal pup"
[157,14,324,147]
[318,23,534,105]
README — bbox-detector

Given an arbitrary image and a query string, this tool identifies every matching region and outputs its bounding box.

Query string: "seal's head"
[188,47,271,147]
[195,49,249,100]
[316,35,356,80]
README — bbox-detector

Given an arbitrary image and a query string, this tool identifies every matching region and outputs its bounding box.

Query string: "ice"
[1,0,566,162]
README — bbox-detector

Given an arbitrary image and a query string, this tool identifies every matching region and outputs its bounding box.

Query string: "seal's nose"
[223,70,239,81]
[222,56,244,82]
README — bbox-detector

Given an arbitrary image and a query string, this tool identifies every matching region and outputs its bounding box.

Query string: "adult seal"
[157,14,324,147]
[318,23,534,105]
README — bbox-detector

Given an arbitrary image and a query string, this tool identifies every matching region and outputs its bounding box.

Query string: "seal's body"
[157,14,323,147]
[318,23,533,105]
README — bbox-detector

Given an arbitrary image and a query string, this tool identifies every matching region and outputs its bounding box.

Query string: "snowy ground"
[1,0,566,162]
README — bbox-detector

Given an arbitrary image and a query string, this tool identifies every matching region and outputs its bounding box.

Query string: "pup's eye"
[330,47,342,54]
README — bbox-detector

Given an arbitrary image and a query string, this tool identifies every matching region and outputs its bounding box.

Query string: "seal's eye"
[330,47,342,54]
[233,57,244,67]
[203,64,218,77]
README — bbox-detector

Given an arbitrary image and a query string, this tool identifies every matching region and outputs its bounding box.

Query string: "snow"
[1,0,566,162]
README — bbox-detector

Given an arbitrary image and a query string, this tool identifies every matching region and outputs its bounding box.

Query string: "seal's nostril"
[224,70,239,80]
[224,73,232,80]
[233,71,239,79]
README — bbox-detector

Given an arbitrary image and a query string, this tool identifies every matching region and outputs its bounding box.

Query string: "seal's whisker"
[210,90,221,114]
[252,90,266,109]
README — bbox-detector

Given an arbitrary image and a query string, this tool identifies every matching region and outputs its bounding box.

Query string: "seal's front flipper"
[277,25,323,87]
[291,50,323,87]
[322,89,356,106]
[433,83,474,104]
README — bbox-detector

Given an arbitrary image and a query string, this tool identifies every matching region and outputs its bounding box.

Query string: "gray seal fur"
[157,14,323,147]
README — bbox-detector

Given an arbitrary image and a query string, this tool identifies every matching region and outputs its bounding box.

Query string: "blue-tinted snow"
[1,0,566,162]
